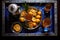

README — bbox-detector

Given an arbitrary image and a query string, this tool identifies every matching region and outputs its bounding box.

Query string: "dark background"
[57,0,60,36]
[1,0,60,36]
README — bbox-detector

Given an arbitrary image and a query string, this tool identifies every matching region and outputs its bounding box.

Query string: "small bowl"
[11,22,22,33]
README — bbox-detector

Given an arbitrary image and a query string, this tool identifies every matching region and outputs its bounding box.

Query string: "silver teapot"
[8,4,20,15]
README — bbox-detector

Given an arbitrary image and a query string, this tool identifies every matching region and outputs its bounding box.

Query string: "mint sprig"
[22,3,28,11]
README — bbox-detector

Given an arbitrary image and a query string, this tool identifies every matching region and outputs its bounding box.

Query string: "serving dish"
[19,6,42,30]
[2,0,57,36]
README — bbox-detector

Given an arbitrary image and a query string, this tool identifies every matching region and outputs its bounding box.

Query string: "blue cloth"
[5,5,54,33]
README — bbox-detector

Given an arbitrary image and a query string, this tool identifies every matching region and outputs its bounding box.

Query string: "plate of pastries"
[19,6,42,30]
